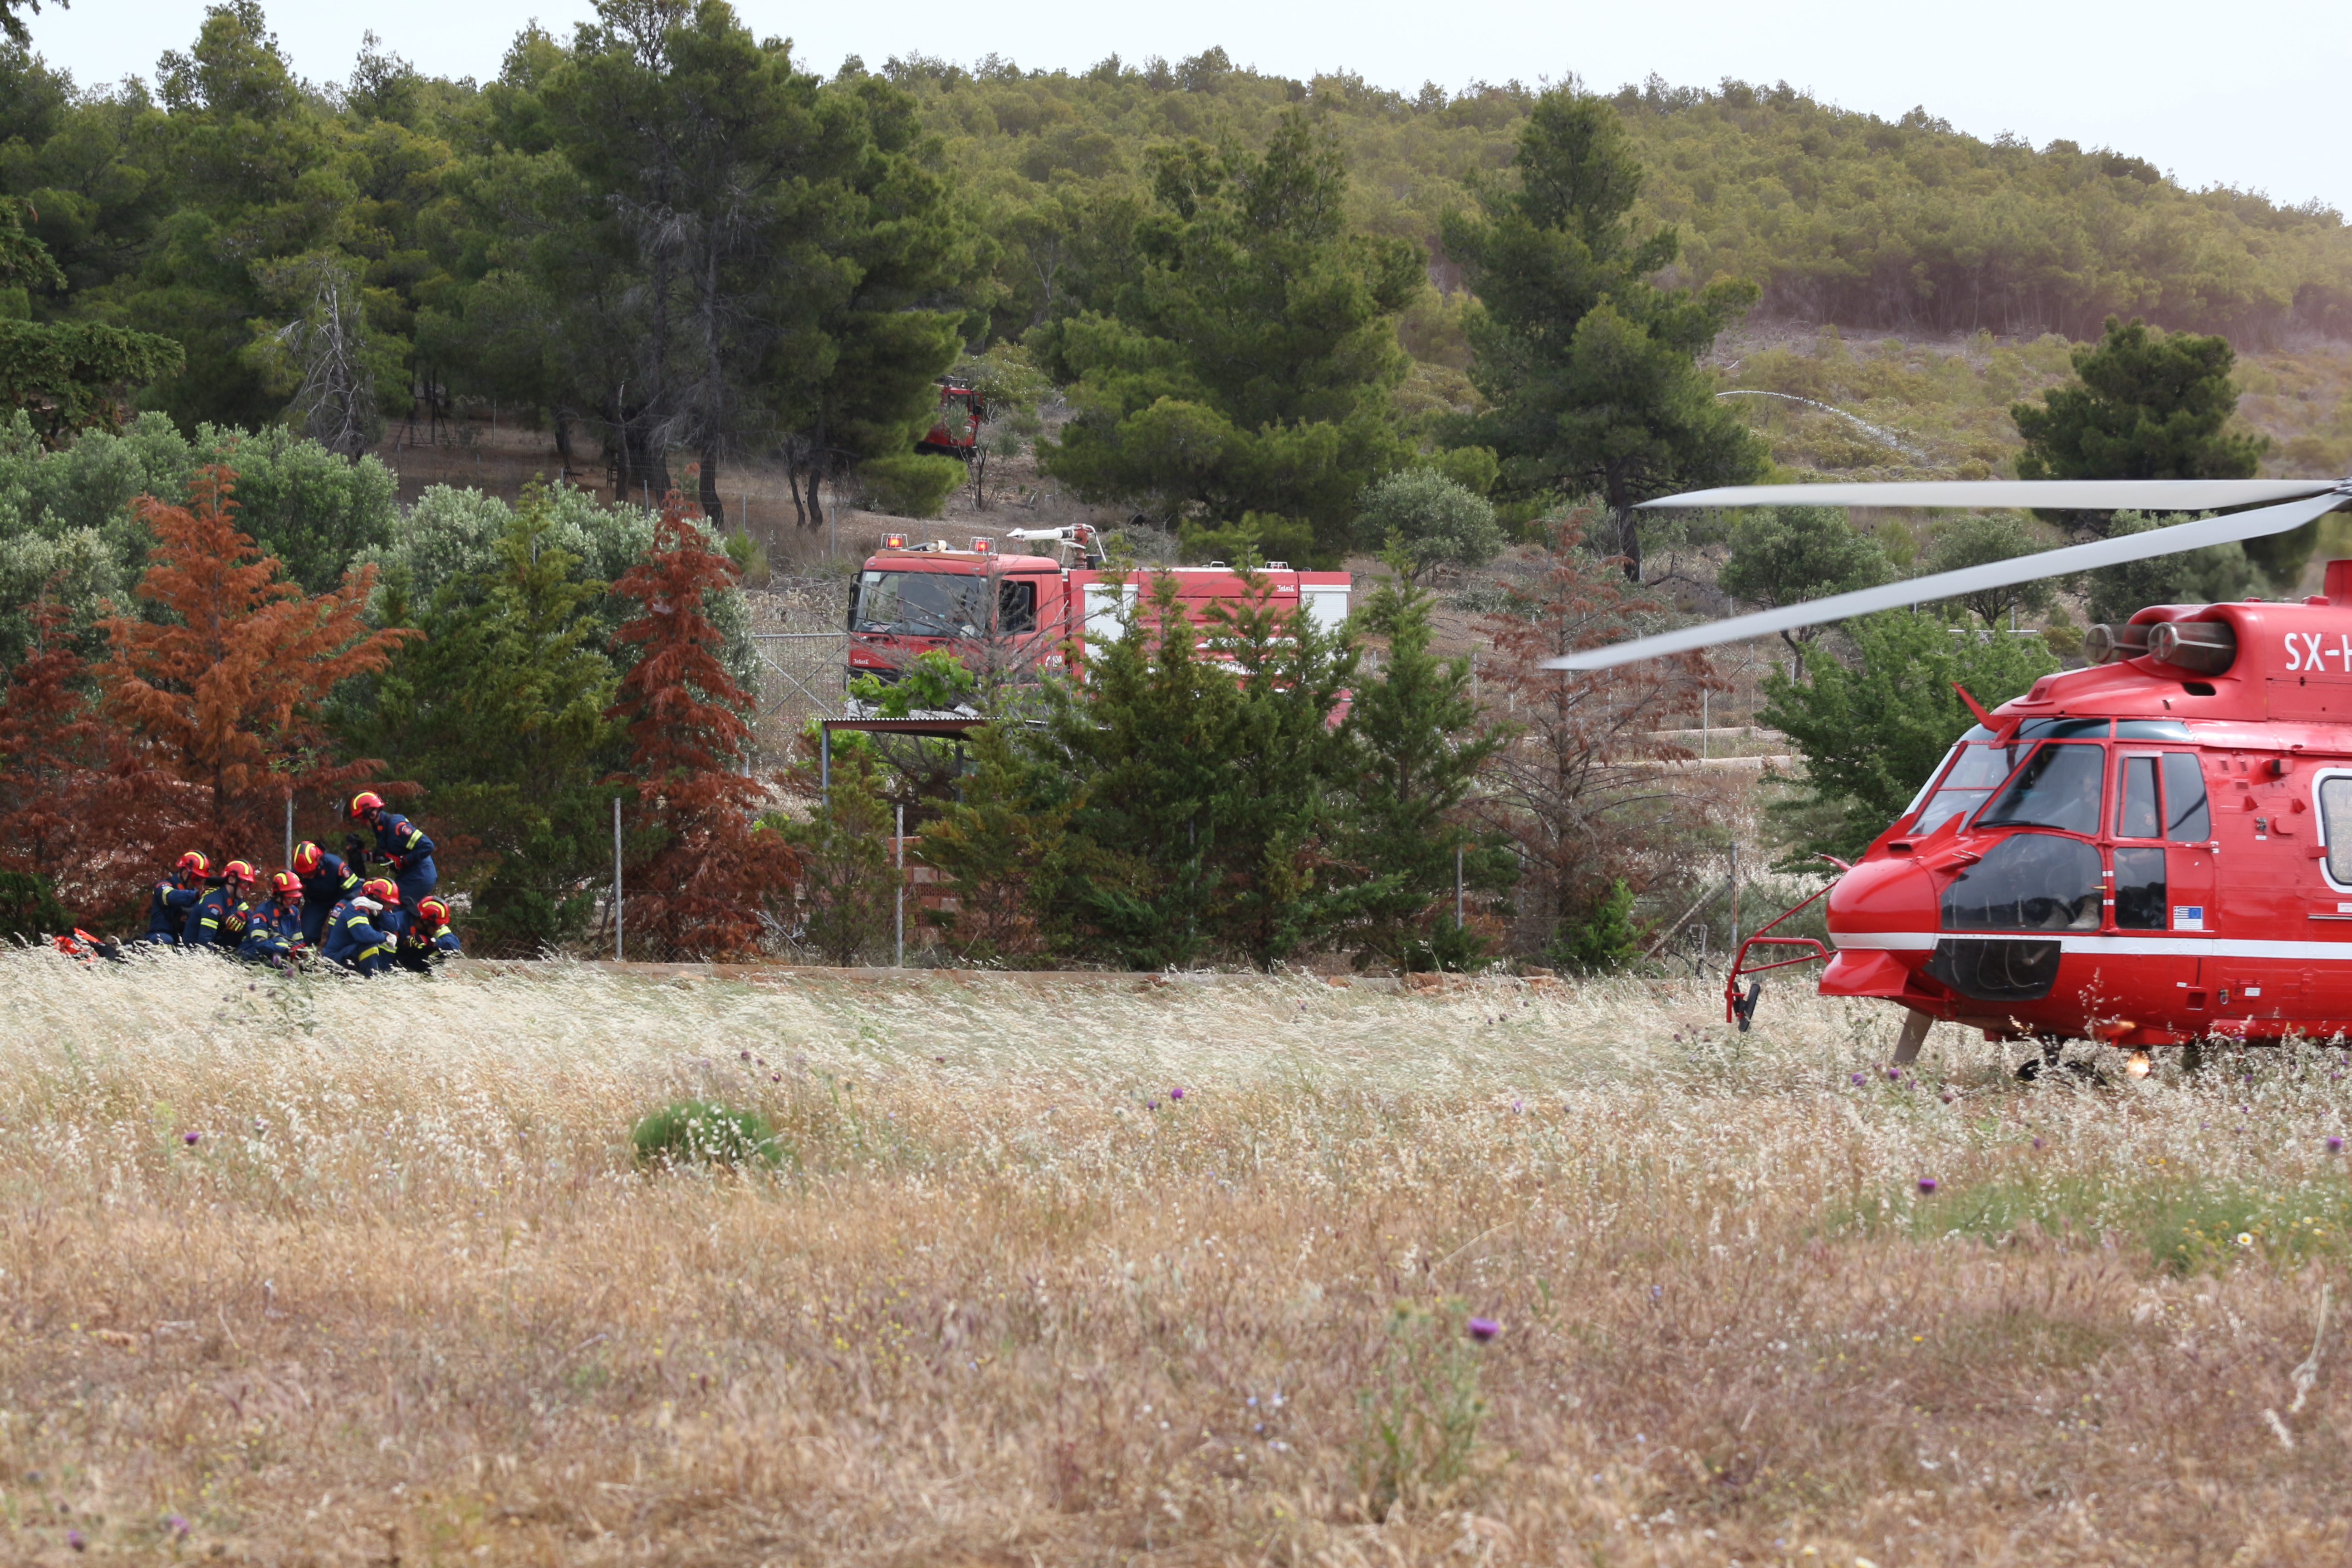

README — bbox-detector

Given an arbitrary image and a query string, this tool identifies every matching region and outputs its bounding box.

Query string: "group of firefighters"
[138,793,461,975]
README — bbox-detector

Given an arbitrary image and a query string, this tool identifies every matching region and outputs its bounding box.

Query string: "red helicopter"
[1550,476,2352,1070]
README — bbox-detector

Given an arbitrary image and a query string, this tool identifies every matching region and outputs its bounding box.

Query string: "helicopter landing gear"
[1892,1007,1932,1065]
[2014,1038,2066,1082]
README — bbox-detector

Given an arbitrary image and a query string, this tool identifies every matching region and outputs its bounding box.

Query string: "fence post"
[895,802,905,969]
[612,795,623,962]
[284,794,293,870]
[1455,842,1464,926]
[819,723,831,807]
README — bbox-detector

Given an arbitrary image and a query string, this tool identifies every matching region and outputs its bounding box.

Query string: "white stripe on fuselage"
[1836,931,2352,960]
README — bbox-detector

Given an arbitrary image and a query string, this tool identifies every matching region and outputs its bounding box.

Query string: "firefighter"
[349,792,437,910]
[291,840,362,946]
[142,852,210,944]
[396,896,462,972]
[236,872,306,965]
[183,860,258,949]
[322,877,401,975]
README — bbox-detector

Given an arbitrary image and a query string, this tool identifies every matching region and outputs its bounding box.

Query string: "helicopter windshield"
[1909,740,2030,836]
[1977,743,2105,836]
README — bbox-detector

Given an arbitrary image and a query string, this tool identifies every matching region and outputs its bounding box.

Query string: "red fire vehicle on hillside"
[845,525,1352,687]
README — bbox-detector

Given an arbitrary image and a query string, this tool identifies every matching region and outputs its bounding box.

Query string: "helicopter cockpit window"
[1909,740,2029,836]
[2161,753,2210,841]
[2116,756,2161,839]
[1977,743,2105,836]
[2322,777,2352,884]
[1940,832,2104,931]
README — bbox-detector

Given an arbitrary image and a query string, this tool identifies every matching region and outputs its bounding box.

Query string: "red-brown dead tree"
[607,491,799,957]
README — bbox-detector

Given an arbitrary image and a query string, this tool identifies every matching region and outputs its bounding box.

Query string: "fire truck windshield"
[1977,742,2105,836]
[852,571,991,637]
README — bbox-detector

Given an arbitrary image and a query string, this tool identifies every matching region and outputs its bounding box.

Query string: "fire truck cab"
[846,527,1353,685]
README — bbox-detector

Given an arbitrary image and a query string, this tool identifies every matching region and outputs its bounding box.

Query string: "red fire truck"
[845,525,1353,685]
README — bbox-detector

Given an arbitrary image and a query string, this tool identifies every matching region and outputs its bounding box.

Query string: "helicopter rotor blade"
[1544,488,2350,671]
[1639,479,2340,512]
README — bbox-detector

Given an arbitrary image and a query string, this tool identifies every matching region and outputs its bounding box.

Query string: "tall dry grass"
[4,953,2349,1563]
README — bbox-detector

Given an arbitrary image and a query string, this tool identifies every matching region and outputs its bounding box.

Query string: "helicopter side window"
[2112,845,2167,929]
[2161,753,2210,841]
[1910,740,2029,836]
[1940,832,2104,931]
[1977,742,2105,836]
[2115,756,2161,839]
[2322,777,2352,884]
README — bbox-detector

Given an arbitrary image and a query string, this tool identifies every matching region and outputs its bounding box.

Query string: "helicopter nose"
[1828,853,1939,936]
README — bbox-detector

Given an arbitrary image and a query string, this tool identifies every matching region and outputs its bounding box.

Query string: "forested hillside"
[907,54,2352,349]
[5,15,2350,462]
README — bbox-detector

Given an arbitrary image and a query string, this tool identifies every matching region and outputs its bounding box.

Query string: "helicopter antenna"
[1544,478,2351,671]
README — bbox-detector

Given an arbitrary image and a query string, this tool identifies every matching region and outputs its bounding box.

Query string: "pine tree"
[605,490,797,957]
[1440,92,1763,577]
[1046,571,1239,968]
[1335,568,1509,971]
[1044,565,1358,969]
[98,464,411,862]
[1039,110,1423,564]
[910,719,1069,964]
[782,743,895,966]
[1197,568,1359,965]
[355,483,628,951]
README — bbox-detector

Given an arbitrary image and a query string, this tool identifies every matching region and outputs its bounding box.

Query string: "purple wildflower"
[1511,1099,1523,1113]
[182,1131,199,1147]
[2329,1137,2345,1154]
[1466,1317,1499,1342]
[1170,1087,1185,1101]
[1917,1177,1939,1194]
[2033,1137,2044,1149]
[1887,1066,1902,1081]
[67,1531,85,1552]
[166,1514,188,1536]
[1850,1072,1867,1086]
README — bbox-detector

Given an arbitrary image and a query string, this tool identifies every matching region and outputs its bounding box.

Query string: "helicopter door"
[2159,751,2215,938]
[2114,751,2215,1011]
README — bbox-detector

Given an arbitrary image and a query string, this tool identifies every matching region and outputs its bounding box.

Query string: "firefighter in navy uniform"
[236,872,306,965]
[350,792,437,911]
[143,852,210,944]
[396,896,462,972]
[183,860,257,949]
[291,840,362,947]
[322,877,400,975]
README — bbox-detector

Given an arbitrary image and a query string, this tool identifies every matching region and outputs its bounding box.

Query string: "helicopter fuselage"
[1823,573,2352,1046]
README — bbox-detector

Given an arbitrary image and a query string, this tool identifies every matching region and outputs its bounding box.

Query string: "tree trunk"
[804,464,825,531]
[1614,505,1642,582]
[699,438,724,529]
[551,407,576,476]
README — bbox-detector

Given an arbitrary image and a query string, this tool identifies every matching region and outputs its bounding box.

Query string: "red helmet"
[359,877,400,906]
[348,791,386,819]
[222,859,258,887]
[174,850,210,878]
[416,897,449,925]
[269,871,302,899]
[292,840,323,874]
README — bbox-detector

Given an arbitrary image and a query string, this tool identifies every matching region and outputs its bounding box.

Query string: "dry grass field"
[4,956,2351,1565]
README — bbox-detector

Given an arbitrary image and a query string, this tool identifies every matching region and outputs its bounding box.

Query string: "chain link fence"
[745,578,851,769]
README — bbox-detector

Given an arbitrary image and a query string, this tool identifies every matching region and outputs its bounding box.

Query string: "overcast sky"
[23,0,2351,216]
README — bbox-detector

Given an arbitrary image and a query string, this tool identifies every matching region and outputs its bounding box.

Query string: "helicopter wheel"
[2014,1037,2065,1082]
